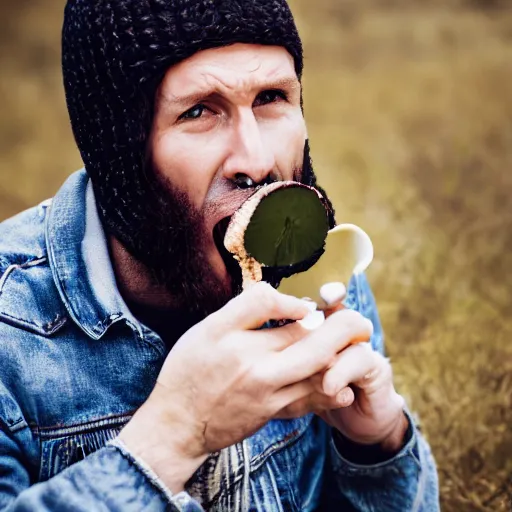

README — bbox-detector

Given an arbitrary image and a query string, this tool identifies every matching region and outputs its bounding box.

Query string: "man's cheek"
[152,143,214,209]
[266,118,306,175]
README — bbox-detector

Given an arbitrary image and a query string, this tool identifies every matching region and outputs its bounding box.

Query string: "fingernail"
[320,282,346,306]
[298,311,325,330]
[364,318,374,331]
[363,369,377,381]
[336,388,351,405]
[301,299,318,313]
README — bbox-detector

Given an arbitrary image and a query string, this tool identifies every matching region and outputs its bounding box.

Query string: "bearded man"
[0,0,439,510]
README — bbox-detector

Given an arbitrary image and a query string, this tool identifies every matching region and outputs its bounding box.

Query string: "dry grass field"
[1,0,511,510]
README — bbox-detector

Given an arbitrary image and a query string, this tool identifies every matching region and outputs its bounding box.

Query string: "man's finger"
[273,390,340,420]
[267,379,316,414]
[256,321,309,352]
[275,384,356,419]
[213,282,310,331]
[323,302,345,320]
[267,370,337,415]
[319,282,347,309]
[271,309,373,387]
[322,343,387,397]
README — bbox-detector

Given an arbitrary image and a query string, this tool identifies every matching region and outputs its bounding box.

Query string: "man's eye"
[254,89,288,107]
[178,104,206,120]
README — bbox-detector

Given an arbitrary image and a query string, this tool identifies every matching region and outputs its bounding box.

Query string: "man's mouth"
[213,216,243,293]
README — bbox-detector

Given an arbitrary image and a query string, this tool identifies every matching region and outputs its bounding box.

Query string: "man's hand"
[318,288,407,452]
[119,282,372,492]
[320,339,407,447]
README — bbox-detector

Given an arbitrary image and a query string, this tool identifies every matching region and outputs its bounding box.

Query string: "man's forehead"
[158,43,300,105]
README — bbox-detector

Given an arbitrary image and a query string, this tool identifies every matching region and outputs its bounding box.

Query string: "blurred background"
[1,0,511,509]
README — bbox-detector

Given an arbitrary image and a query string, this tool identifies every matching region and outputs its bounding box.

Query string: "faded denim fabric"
[0,170,439,511]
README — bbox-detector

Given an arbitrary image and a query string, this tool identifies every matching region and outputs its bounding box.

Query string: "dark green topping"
[244,186,329,267]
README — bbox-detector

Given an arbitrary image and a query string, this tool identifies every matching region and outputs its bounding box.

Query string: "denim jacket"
[0,170,439,511]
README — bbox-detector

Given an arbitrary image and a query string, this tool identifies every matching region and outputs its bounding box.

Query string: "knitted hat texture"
[62,0,304,257]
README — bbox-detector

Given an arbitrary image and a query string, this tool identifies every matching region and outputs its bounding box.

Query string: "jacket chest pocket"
[38,416,130,482]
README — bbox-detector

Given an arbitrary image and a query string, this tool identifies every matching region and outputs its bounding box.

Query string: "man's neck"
[109,236,205,346]
[109,236,176,310]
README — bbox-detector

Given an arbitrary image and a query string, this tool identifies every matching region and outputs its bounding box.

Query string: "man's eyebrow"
[162,76,301,110]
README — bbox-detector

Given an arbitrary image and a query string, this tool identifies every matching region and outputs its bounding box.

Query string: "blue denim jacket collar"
[46,170,143,340]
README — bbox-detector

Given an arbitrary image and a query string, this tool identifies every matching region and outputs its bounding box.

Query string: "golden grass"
[1,0,511,509]
[292,2,512,509]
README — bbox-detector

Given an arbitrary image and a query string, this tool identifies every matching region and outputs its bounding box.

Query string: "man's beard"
[133,139,323,321]
[135,173,235,319]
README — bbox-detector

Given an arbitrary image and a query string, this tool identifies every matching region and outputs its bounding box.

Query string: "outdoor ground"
[0,0,511,510]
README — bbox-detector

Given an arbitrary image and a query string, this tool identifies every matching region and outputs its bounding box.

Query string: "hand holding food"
[119,283,374,492]
[222,184,407,452]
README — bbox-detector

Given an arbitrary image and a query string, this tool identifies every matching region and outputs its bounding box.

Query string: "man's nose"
[222,110,276,187]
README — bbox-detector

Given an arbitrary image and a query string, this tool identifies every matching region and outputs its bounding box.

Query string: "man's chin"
[159,260,235,318]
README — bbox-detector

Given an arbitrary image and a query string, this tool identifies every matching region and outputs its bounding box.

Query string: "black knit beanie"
[62,0,304,258]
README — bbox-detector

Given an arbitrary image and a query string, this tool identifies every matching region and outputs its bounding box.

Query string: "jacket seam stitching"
[0,310,48,330]
[1,416,29,434]
[412,440,428,512]
[35,412,135,438]
[0,258,68,337]
[249,419,311,473]
[0,257,48,294]
[0,265,16,294]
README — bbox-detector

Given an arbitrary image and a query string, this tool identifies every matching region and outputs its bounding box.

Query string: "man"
[0,0,439,510]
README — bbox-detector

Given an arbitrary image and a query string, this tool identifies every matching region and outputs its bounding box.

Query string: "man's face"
[144,43,308,315]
